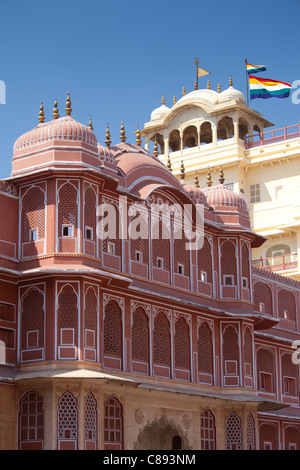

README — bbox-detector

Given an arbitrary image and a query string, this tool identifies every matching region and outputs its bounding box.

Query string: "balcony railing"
[252,252,298,272]
[245,123,300,149]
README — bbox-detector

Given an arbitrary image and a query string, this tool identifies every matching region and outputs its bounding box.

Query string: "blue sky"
[0,0,299,178]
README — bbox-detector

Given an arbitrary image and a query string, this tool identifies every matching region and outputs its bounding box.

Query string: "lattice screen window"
[102,202,121,256]
[21,289,44,350]
[84,289,97,348]
[256,348,275,393]
[174,317,190,370]
[281,353,298,396]
[221,241,237,285]
[254,282,273,315]
[200,409,216,450]
[174,227,190,277]
[58,183,78,238]
[198,322,213,374]
[85,392,98,443]
[151,219,170,271]
[198,237,212,283]
[247,413,256,450]
[84,188,96,240]
[278,290,296,321]
[104,397,123,448]
[225,412,243,450]
[19,391,44,445]
[153,312,171,367]
[104,301,122,357]
[57,391,78,441]
[222,326,239,375]
[241,243,250,285]
[285,426,300,450]
[243,328,253,376]
[57,285,78,347]
[22,187,45,243]
[131,308,149,363]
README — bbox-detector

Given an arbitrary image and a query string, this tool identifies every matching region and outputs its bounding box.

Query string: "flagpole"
[194,58,199,90]
[245,58,249,106]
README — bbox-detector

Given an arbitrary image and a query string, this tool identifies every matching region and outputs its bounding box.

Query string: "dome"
[203,184,248,211]
[13,115,98,153]
[219,86,245,103]
[176,89,219,106]
[180,181,209,207]
[150,104,170,121]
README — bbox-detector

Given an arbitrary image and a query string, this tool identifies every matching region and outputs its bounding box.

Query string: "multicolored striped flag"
[249,75,292,100]
[246,62,267,74]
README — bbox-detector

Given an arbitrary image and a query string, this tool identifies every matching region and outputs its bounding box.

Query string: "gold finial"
[217,83,221,93]
[120,120,126,143]
[180,160,185,180]
[65,91,72,116]
[195,171,200,188]
[219,166,225,184]
[173,96,176,105]
[207,79,211,90]
[135,124,142,146]
[167,154,172,171]
[153,138,159,157]
[229,76,233,87]
[53,99,59,119]
[182,86,186,96]
[105,124,111,148]
[207,168,212,187]
[194,79,198,90]
[89,116,93,131]
[162,96,165,105]
[38,101,45,123]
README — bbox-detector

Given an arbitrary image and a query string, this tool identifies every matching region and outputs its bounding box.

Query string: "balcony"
[252,252,298,272]
[245,123,300,149]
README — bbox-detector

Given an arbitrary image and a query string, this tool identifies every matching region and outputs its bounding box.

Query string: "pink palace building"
[1,94,300,450]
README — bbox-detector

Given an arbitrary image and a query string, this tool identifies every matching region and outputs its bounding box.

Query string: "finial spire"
[195,171,200,188]
[135,124,142,146]
[173,95,176,105]
[229,76,233,87]
[65,91,72,116]
[217,83,221,93]
[105,124,111,148]
[89,116,93,131]
[219,166,225,184]
[180,160,185,180]
[182,86,186,96]
[162,96,165,105]
[38,101,45,123]
[207,168,212,187]
[153,138,159,157]
[194,79,198,90]
[120,120,126,142]
[53,99,59,119]
[207,79,211,90]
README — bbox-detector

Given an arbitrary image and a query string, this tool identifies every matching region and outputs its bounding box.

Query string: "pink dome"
[203,184,248,211]
[13,116,97,153]
[180,181,209,207]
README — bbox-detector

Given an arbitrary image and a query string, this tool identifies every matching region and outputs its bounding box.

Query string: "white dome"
[150,104,170,121]
[219,86,245,103]
[176,89,219,106]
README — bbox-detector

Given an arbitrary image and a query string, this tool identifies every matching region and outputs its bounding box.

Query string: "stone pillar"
[212,124,217,146]
[234,119,239,143]
[164,137,169,158]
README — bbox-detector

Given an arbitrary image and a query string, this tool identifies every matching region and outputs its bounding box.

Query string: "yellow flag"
[197,66,210,77]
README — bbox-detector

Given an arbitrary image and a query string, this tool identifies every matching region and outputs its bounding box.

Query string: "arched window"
[151,217,171,276]
[57,390,78,450]
[281,353,298,396]
[257,348,275,394]
[183,125,198,148]
[278,290,296,322]
[200,121,212,145]
[226,411,243,450]
[259,423,278,450]
[57,285,78,359]
[18,391,44,450]
[222,325,240,385]
[84,187,96,243]
[173,223,190,280]
[253,282,273,315]
[85,392,98,450]
[174,316,190,371]
[131,307,149,365]
[241,243,250,289]
[243,327,253,381]
[169,129,180,152]
[247,413,256,450]
[104,300,123,369]
[221,240,237,287]
[198,237,212,284]
[58,183,78,238]
[153,312,171,367]
[200,409,216,450]
[198,321,213,378]
[84,288,97,361]
[22,186,45,243]
[104,397,124,450]
[284,426,300,450]
[21,288,44,359]
[172,435,182,450]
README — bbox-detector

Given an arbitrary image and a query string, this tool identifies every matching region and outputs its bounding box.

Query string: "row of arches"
[253,281,296,321]
[148,118,261,154]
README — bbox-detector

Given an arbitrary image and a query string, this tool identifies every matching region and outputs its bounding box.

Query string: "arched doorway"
[134,417,189,450]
